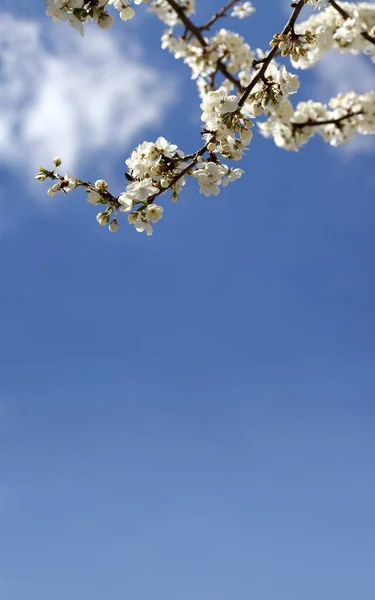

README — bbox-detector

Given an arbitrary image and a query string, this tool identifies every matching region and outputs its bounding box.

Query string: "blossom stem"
[163,0,242,90]
[147,143,209,203]
[53,173,121,206]
[291,110,364,130]
[238,0,306,108]
[198,0,242,32]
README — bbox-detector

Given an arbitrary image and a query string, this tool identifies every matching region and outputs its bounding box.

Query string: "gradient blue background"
[1,2,375,599]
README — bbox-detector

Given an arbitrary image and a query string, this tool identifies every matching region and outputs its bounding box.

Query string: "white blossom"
[192,162,228,197]
[37,0,375,239]
[231,2,256,19]
[128,213,153,235]
[294,2,375,68]
[118,193,134,213]
[124,178,160,202]
[63,173,77,192]
[146,204,164,223]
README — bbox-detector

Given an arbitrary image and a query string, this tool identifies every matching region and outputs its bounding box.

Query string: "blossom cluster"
[39,0,375,238]
[148,0,195,26]
[200,89,253,160]
[35,119,244,234]
[244,64,300,117]
[45,0,114,33]
[161,22,257,97]
[35,138,185,235]
[192,162,243,197]
[258,91,375,150]
[270,29,319,62]
[45,0,195,31]
[294,2,375,68]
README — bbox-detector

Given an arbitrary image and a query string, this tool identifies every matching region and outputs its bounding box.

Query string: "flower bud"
[253,103,263,116]
[35,173,46,182]
[98,13,114,29]
[96,212,110,226]
[47,183,61,196]
[53,156,62,167]
[240,128,253,143]
[231,150,243,161]
[95,179,108,191]
[160,178,170,188]
[109,219,119,233]
[120,6,135,20]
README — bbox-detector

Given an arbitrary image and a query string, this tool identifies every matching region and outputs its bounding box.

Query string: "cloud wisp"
[0,13,178,177]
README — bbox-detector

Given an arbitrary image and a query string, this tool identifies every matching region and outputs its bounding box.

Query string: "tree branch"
[238,0,306,108]
[291,110,364,130]
[328,0,375,47]
[198,0,242,32]
[147,143,209,205]
[164,0,242,90]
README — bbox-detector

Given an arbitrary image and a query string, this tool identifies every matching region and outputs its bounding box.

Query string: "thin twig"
[164,0,242,90]
[238,0,306,108]
[291,110,364,130]
[142,143,209,207]
[199,0,242,32]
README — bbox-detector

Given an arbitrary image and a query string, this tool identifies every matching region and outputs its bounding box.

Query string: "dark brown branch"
[252,49,281,68]
[238,0,306,108]
[146,143,209,205]
[45,171,122,208]
[291,110,364,130]
[165,0,207,45]
[164,0,242,90]
[328,0,375,46]
[198,0,242,32]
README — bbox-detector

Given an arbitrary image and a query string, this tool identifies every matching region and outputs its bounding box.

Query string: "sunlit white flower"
[155,137,178,156]
[118,193,133,212]
[63,173,77,192]
[146,204,164,223]
[231,1,255,19]
[125,178,160,202]
[222,167,244,186]
[192,162,226,197]
[128,213,153,235]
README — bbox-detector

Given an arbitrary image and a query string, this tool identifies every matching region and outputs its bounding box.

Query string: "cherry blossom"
[37,0,375,237]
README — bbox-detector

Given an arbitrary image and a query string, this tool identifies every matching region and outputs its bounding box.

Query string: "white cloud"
[315,52,375,97]
[0,13,178,177]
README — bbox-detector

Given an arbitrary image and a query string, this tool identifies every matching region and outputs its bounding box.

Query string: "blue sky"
[1,2,375,600]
